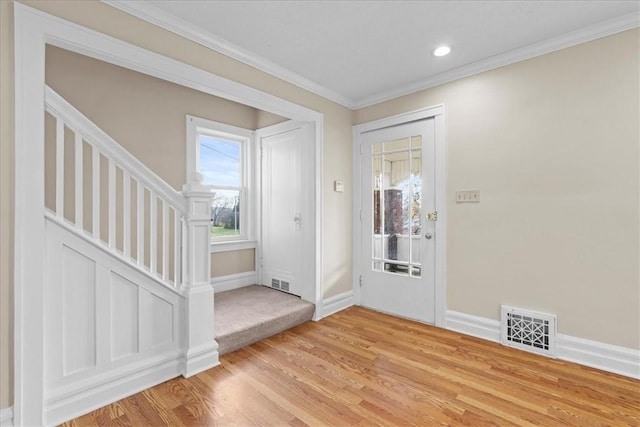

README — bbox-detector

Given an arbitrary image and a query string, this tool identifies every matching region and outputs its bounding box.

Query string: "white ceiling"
[109,1,639,109]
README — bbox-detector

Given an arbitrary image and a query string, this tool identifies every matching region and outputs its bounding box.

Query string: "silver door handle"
[293,213,301,224]
[425,232,433,239]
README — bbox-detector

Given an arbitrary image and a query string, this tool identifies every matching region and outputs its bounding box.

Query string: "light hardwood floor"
[63,306,640,426]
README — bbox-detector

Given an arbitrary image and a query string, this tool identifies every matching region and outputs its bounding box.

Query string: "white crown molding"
[103,2,638,111]
[446,310,640,380]
[353,11,640,109]
[101,0,354,108]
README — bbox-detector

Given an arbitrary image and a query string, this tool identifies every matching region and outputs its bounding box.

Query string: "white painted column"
[181,173,219,377]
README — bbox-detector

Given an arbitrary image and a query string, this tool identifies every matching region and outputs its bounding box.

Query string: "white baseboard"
[319,290,354,319]
[557,334,640,379]
[182,341,220,378]
[446,310,501,343]
[44,354,183,426]
[445,310,640,379]
[211,271,257,293]
[0,407,13,427]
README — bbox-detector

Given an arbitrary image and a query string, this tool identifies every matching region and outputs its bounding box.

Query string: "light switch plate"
[334,180,344,193]
[456,189,480,203]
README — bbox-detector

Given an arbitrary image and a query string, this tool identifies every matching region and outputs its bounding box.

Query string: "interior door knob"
[425,232,433,239]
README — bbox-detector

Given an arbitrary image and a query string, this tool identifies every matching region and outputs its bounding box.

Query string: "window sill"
[210,240,257,253]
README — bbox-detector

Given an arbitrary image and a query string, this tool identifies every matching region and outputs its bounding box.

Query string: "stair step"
[214,285,315,355]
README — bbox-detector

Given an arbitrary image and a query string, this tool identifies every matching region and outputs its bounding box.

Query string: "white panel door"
[260,124,306,296]
[360,119,437,323]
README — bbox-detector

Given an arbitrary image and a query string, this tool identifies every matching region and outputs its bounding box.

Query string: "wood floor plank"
[63,306,640,427]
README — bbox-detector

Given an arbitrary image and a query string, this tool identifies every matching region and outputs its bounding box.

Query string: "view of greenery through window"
[199,134,242,238]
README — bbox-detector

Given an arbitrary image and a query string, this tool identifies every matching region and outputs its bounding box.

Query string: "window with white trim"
[186,115,254,243]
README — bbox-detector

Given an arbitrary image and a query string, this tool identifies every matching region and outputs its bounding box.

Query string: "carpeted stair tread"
[215,285,315,355]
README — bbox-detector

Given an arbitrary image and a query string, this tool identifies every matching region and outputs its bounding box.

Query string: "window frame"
[186,115,255,247]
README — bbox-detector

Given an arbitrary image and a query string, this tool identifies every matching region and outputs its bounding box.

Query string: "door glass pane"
[411,149,422,266]
[370,136,423,278]
[384,137,410,152]
[372,155,382,266]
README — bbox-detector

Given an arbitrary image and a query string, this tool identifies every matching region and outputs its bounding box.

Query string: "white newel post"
[181,173,220,377]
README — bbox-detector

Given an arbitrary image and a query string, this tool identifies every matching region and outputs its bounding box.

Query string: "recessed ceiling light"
[433,46,451,57]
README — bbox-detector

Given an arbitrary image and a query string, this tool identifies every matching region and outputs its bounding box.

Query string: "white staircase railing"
[45,86,186,290]
[42,86,219,424]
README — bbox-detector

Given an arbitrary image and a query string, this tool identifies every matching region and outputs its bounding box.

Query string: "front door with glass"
[360,119,436,323]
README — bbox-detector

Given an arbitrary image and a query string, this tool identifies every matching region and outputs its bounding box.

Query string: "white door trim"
[13,4,323,424]
[352,105,447,327]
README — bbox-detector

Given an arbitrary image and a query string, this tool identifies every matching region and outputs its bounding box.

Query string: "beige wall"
[1,0,354,409]
[257,110,288,129]
[0,0,15,410]
[46,45,260,191]
[211,249,255,278]
[356,29,640,349]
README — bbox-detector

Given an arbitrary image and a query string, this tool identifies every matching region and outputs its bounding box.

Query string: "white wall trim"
[103,1,639,109]
[319,291,355,319]
[210,240,257,253]
[45,355,182,426]
[556,334,640,380]
[446,310,501,343]
[182,342,220,378]
[102,0,353,108]
[445,310,640,380]
[211,271,257,293]
[0,407,13,427]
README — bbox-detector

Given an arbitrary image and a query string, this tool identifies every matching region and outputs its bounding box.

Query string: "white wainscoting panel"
[446,310,640,379]
[62,246,97,376]
[111,273,139,361]
[44,218,184,425]
[320,290,355,319]
[147,292,174,349]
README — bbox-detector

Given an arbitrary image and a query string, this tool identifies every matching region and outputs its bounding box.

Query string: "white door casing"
[353,106,446,327]
[257,121,314,300]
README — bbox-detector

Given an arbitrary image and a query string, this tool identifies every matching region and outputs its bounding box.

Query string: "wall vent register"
[501,305,557,357]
